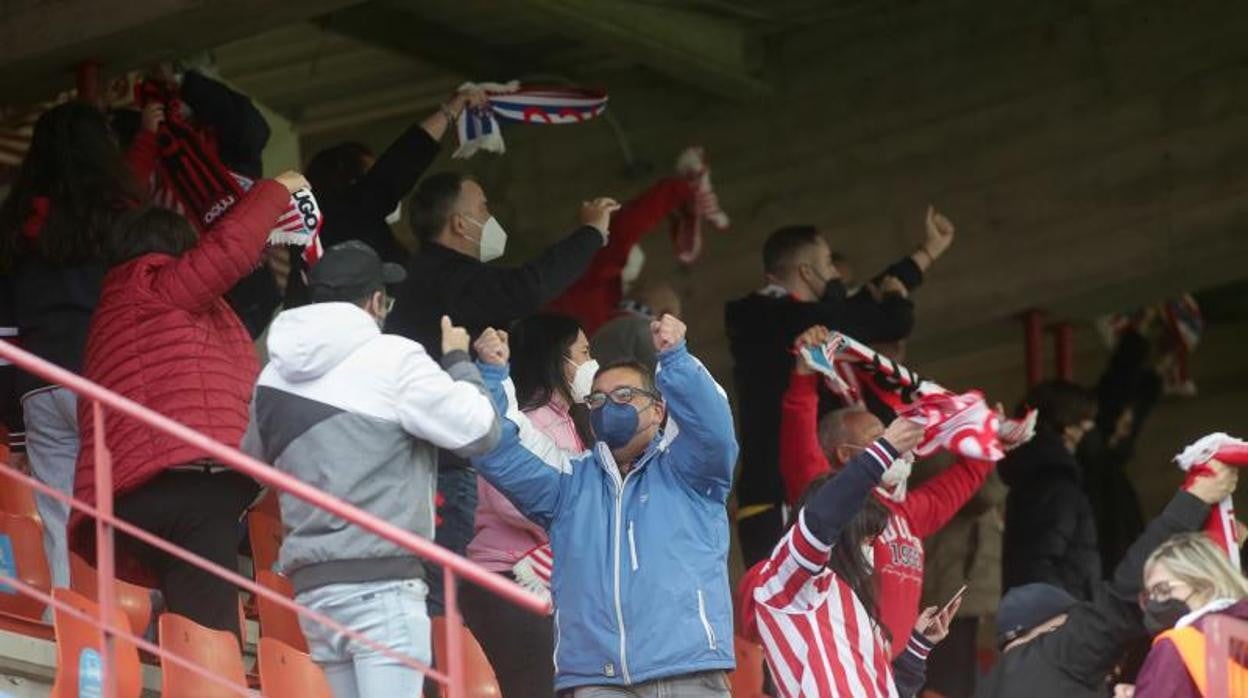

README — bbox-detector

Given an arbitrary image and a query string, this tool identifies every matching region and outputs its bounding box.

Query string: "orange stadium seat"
[0,468,40,520]
[158,612,248,697]
[69,553,154,638]
[50,587,142,698]
[0,512,49,620]
[248,509,283,578]
[256,569,308,652]
[432,616,500,697]
[258,636,332,698]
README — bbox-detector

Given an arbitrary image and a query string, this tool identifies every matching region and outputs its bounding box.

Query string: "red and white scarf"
[513,544,553,610]
[1174,433,1248,567]
[801,333,1036,460]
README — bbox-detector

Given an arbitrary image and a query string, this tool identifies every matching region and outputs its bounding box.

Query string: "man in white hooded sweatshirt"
[242,240,500,697]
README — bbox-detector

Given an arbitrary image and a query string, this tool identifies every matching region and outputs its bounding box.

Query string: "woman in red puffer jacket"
[72,170,308,641]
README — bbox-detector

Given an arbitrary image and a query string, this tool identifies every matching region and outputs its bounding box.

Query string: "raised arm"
[392,318,499,458]
[779,325,837,506]
[179,70,270,177]
[898,456,995,538]
[1042,466,1230,683]
[349,90,485,221]
[753,424,919,614]
[651,315,738,501]
[153,175,298,311]
[446,199,618,329]
[470,328,573,529]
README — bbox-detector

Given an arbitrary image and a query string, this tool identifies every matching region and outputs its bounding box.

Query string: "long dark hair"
[0,102,144,267]
[511,313,582,410]
[798,474,893,645]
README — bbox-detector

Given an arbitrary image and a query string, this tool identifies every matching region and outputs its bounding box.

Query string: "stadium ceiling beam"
[315,3,524,82]
[0,0,360,104]
[517,0,772,99]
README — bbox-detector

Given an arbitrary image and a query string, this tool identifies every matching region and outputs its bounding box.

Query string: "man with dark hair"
[384,175,620,617]
[471,314,739,695]
[1000,380,1102,599]
[725,208,956,567]
[244,240,500,695]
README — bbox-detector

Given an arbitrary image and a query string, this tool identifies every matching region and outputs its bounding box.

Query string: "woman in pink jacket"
[464,312,595,698]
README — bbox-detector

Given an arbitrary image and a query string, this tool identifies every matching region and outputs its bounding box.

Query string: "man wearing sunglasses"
[472,313,739,696]
[974,454,1235,698]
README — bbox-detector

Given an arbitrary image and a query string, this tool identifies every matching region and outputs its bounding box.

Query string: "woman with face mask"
[463,312,595,697]
[1121,533,1248,697]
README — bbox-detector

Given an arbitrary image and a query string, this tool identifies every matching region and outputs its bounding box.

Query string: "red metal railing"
[0,338,550,696]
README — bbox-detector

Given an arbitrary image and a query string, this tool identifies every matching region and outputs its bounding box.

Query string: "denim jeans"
[21,387,77,592]
[297,578,431,698]
[426,460,478,617]
[571,671,731,697]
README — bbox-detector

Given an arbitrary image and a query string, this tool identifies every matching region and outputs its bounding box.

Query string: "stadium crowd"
[1,69,1245,698]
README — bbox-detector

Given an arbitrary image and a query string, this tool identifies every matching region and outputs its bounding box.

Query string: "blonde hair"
[1144,533,1248,603]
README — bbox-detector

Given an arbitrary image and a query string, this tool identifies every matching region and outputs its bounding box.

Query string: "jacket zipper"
[609,455,635,684]
[552,609,561,674]
[697,589,717,651]
[627,521,639,571]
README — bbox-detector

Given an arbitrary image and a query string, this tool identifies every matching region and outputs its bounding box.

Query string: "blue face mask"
[590,400,640,449]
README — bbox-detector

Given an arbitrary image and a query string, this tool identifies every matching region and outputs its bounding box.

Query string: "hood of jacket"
[998,429,1081,488]
[267,302,379,383]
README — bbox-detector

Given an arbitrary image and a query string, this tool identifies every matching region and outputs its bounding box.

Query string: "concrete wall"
[304,0,1248,390]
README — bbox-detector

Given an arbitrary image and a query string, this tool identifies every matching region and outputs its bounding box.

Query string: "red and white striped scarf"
[1174,433,1248,567]
[801,333,1035,460]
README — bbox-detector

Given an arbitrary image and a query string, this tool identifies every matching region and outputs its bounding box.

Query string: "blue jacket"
[473,342,739,690]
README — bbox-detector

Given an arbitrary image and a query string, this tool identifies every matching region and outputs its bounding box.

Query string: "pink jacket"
[467,397,585,572]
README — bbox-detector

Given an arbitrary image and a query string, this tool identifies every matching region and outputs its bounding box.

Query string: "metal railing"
[0,338,550,696]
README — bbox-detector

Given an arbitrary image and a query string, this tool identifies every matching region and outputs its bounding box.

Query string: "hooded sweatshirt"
[1000,430,1101,600]
[242,302,500,594]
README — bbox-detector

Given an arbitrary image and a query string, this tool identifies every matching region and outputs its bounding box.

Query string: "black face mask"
[1143,597,1191,634]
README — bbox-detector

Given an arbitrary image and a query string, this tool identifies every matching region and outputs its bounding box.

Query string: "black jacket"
[724,257,919,508]
[4,258,105,397]
[386,228,604,361]
[316,124,441,267]
[975,491,1208,698]
[1001,430,1102,600]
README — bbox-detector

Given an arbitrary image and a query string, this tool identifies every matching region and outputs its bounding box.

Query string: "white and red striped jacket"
[743,505,934,694]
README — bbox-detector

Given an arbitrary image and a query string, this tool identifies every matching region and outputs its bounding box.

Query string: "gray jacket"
[242,302,499,594]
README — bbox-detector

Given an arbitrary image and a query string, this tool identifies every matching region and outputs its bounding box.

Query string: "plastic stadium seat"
[69,553,154,638]
[50,587,142,698]
[256,569,308,652]
[730,635,767,698]
[0,469,40,520]
[253,488,281,521]
[247,510,283,578]
[0,512,49,620]
[432,616,500,697]
[158,612,248,697]
[258,637,331,698]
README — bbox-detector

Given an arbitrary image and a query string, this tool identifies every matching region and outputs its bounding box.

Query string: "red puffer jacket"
[70,181,288,566]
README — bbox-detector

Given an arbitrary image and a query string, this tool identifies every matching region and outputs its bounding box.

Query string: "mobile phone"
[941,584,968,616]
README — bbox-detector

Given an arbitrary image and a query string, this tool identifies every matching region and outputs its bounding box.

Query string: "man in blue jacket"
[472,313,739,695]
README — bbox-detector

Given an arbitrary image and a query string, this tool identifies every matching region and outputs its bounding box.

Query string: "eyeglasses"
[1140,579,1189,604]
[585,386,660,410]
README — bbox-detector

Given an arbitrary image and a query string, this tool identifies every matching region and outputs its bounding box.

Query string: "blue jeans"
[297,579,431,698]
[426,461,477,617]
[21,387,77,593]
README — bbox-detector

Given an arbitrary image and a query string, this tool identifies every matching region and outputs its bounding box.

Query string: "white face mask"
[463,214,508,262]
[384,201,402,225]
[568,358,599,404]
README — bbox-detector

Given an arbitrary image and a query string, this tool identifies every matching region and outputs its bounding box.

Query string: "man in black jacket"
[1000,380,1102,600]
[976,456,1236,697]
[385,171,618,616]
[725,207,955,567]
